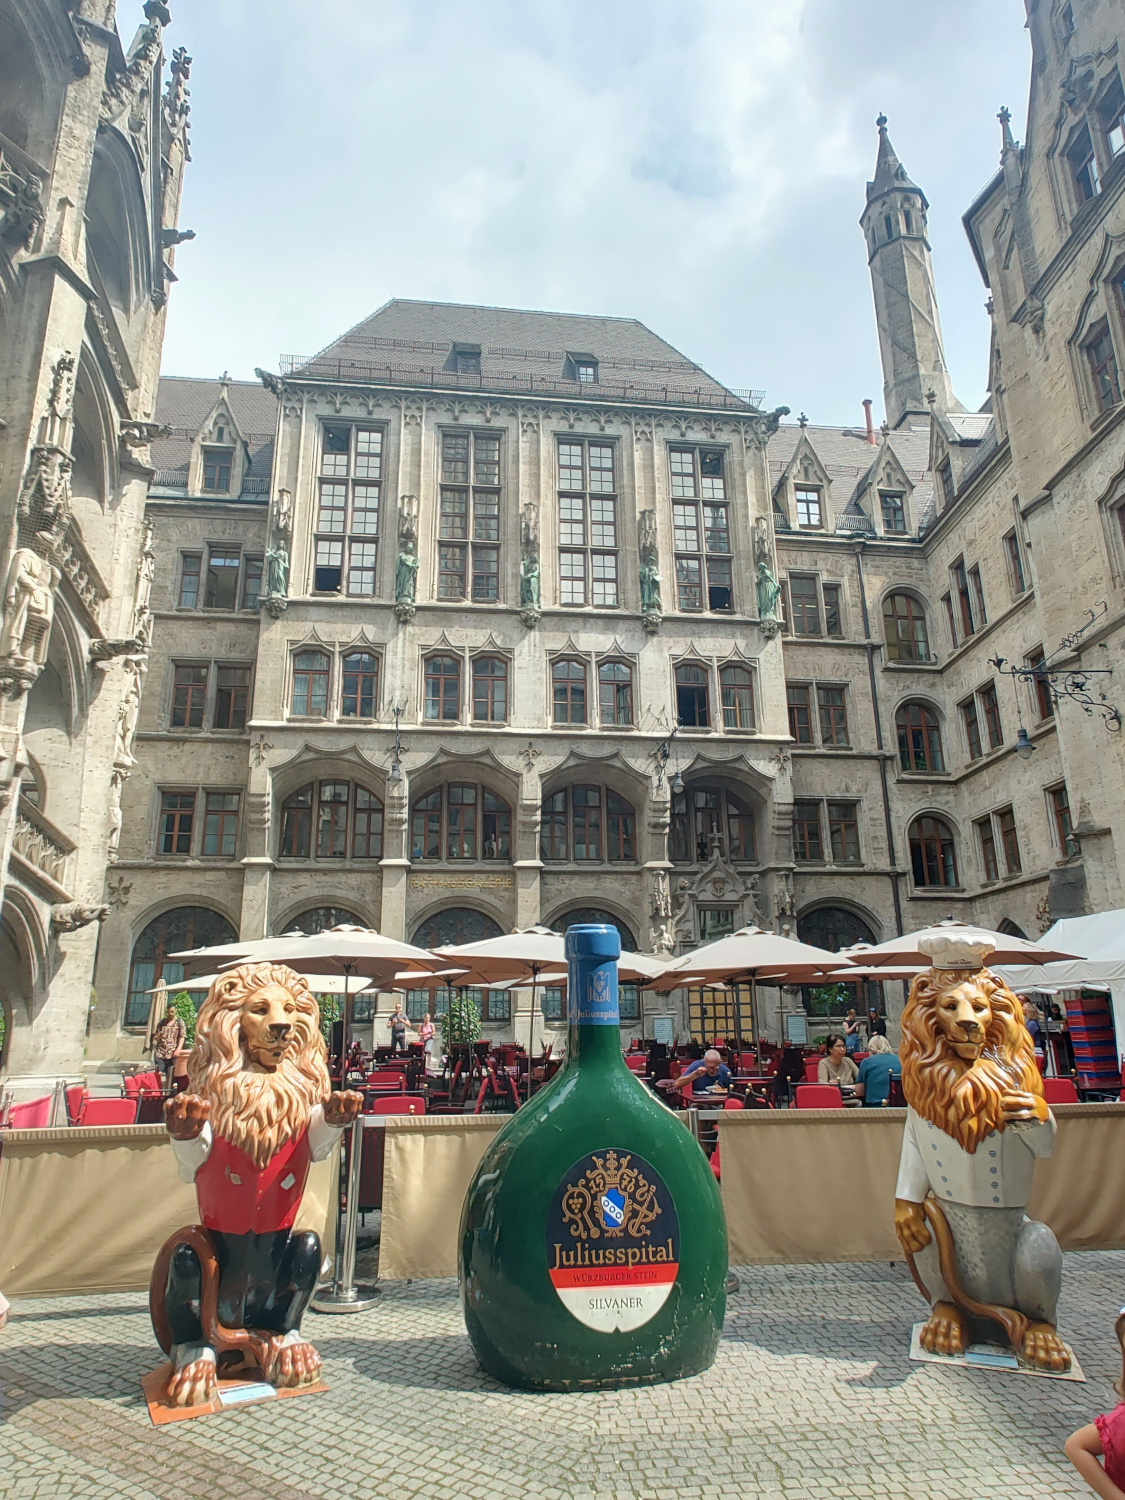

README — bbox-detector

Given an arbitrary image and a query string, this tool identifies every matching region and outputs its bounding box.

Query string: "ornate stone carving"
[101,11,165,121]
[0,548,61,695]
[90,636,145,665]
[262,489,291,618]
[51,901,109,933]
[107,768,127,863]
[0,153,44,252]
[393,495,420,623]
[638,510,662,634]
[251,735,273,767]
[163,44,192,157]
[13,813,71,887]
[107,875,133,908]
[17,352,75,559]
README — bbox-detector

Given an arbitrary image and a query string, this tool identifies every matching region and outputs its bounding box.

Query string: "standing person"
[854,1034,900,1107]
[152,1004,186,1086]
[866,1007,888,1038]
[1023,999,1046,1065]
[389,1003,413,1055]
[843,1008,862,1055]
[817,1034,858,1088]
[419,1011,436,1071]
[1065,1310,1125,1499]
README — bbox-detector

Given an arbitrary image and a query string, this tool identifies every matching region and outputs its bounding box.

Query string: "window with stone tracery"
[315,423,383,595]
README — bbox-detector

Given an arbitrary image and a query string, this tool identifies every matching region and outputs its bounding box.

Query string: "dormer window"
[795,486,822,528]
[880,490,906,532]
[452,346,481,376]
[1068,126,1100,203]
[574,357,598,384]
[202,448,232,493]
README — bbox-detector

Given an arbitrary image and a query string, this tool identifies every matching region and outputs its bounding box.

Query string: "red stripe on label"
[549,1263,679,1289]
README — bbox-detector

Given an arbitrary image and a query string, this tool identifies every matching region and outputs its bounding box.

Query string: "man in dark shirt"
[675,1049,732,1099]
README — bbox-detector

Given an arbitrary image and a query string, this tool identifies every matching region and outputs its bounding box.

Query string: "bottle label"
[546,1149,679,1333]
[569,965,619,1027]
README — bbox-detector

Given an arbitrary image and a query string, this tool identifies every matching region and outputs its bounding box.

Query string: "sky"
[159,0,1033,428]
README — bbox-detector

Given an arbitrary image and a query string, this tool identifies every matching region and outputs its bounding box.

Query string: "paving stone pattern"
[3,1251,1124,1499]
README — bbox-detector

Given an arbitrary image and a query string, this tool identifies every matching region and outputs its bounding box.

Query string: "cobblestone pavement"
[3,1249,1124,1499]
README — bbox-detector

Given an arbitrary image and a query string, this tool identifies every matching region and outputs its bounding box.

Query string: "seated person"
[817,1034,858,1088]
[853,1033,899,1106]
[675,1048,732,1100]
[770,1044,806,1103]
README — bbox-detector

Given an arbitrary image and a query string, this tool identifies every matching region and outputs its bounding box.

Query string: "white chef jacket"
[895,1105,1056,1208]
[170,1103,341,1184]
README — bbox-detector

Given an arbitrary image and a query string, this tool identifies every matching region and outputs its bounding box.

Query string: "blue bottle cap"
[564,924,621,962]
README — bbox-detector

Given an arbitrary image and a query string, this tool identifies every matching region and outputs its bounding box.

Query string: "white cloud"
[163,0,1030,424]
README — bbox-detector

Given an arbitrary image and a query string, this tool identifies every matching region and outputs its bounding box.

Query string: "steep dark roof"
[150,376,277,497]
[285,298,753,410]
[767,420,936,534]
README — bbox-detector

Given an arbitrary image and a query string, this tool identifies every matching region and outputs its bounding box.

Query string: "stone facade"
[0,0,189,1073]
[10,0,1125,1069]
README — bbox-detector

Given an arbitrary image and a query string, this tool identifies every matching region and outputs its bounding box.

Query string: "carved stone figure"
[394,501,420,622]
[753,515,771,564]
[0,548,59,670]
[107,769,127,862]
[114,659,147,769]
[151,963,362,1408]
[265,540,289,599]
[272,487,293,537]
[651,923,675,957]
[520,553,540,610]
[894,931,1069,1372]
[133,519,156,634]
[756,561,781,623]
[51,902,109,933]
[638,511,662,633]
[651,868,672,920]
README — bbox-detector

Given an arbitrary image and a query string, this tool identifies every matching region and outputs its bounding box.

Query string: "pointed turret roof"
[866,114,927,208]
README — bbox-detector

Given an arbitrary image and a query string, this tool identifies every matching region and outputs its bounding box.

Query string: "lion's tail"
[149,1224,274,1373]
[917,1197,1030,1352]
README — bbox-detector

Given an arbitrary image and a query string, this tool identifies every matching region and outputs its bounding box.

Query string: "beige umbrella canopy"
[143,975,169,1052]
[842,918,1083,968]
[645,925,850,1064]
[161,971,379,995]
[168,930,310,980]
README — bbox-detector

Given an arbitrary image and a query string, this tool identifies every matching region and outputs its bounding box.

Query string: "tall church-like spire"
[861,115,961,429]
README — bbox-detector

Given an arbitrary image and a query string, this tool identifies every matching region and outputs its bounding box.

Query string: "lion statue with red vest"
[893,930,1069,1372]
[150,963,361,1406]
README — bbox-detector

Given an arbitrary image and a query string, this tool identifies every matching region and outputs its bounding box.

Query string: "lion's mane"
[899,967,1043,1153]
[188,962,330,1169]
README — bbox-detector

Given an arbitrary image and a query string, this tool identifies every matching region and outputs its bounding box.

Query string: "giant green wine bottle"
[459,924,727,1390]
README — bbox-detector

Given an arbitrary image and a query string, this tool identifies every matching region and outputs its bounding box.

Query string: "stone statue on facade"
[756,561,782,635]
[114,658,147,770]
[0,548,60,696]
[519,504,540,626]
[261,489,291,618]
[638,510,662,634]
[265,541,289,599]
[393,495,420,623]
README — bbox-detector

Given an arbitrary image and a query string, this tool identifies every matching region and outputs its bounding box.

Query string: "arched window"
[796,906,876,952]
[896,702,944,772]
[720,664,755,730]
[675,663,710,727]
[552,659,587,724]
[598,661,633,726]
[471,657,508,723]
[283,907,364,935]
[411,908,503,948]
[125,906,236,1028]
[671,785,756,863]
[341,652,378,718]
[292,651,330,716]
[410,784,511,861]
[540,785,635,862]
[883,593,929,662]
[279,781,383,859]
[909,815,958,888]
[424,656,461,720]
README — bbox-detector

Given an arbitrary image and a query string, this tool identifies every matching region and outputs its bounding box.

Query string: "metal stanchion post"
[310,1114,379,1314]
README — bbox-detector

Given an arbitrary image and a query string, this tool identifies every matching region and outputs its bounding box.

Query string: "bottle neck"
[565,1020,625,1069]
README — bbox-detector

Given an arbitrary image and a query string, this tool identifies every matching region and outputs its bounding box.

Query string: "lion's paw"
[1023,1322,1071,1373]
[269,1336,322,1388]
[166,1346,218,1407]
[920,1302,966,1358]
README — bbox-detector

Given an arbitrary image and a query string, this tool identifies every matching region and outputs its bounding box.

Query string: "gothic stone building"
[11,0,1125,1069]
[0,0,190,1075]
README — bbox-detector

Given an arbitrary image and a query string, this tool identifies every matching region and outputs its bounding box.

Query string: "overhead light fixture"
[671,770,685,795]
[1015,726,1037,760]
[389,757,403,784]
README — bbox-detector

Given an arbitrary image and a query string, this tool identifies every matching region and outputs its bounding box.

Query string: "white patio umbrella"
[158,971,379,995]
[168,930,310,980]
[843,918,1083,968]
[214,926,445,1061]
[645,925,851,1065]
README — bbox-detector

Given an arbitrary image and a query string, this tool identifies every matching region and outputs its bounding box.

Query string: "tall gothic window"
[882,593,929,662]
[895,702,944,772]
[126,907,236,1028]
[291,651,330,717]
[557,438,618,606]
[471,657,508,723]
[670,785,756,863]
[439,431,501,600]
[552,659,587,724]
[539,785,635,862]
[670,448,731,611]
[909,815,958,888]
[341,652,379,718]
[315,423,383,594]
[424,655,461,721]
